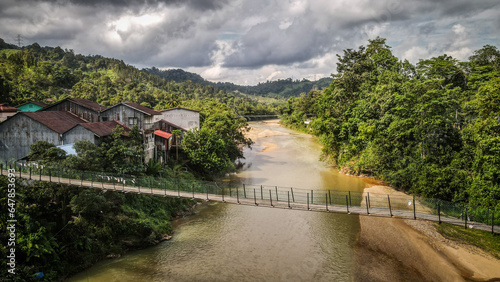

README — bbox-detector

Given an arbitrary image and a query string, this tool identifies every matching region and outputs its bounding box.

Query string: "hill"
[142,67,332,98]
[0,39,281,115]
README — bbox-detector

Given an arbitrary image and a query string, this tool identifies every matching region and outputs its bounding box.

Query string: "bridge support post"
[307,193,310,210]
[291,188,295,202]
[349,191,352,207]
[288,191,291,209]
[275,186,279,202]
[367,192,371,208]
[261,185,263,200]
[388,195,393,217]
[326,194,329,212]
[270,190,273,207]
[206,186,209,200]
[237,188,240,204]
[192,185,195,199]
[222,187,225,202]
[366,196,369,215]
[346,195,349,214]
[254,189,257,206]
[413,195,416,220]
[243,184,247,198]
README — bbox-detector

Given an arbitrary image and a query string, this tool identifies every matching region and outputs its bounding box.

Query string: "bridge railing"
[2,161,499,233]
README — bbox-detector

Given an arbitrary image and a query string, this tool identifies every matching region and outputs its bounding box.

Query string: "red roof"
[79,120,130,137]
[0,104,19,112]
[124,102,161,116]
[154,130,172,139]
[24,111,87,134]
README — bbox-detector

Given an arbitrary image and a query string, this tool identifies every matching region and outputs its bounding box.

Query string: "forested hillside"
[0,40,280,115]
[282,37,500,208]
[143,67,332,98]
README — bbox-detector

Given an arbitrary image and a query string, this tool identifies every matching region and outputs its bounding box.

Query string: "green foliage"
[0,176,192,281]
[27,141,66,164]
[182,101,253,178]
[282,38,500,208]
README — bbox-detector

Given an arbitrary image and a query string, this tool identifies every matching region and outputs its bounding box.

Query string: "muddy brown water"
[68,121,368,281]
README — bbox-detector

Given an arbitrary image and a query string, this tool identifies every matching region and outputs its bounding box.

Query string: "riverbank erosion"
[0,176,195,281]
[355,183,500,281]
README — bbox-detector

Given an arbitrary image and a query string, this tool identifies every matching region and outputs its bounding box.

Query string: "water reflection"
[69,121,366,281]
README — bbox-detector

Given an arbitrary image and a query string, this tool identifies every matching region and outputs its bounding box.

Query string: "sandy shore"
[245,120,287,152]
[356,183,500,281]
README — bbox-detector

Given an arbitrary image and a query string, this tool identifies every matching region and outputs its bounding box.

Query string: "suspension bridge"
[2,164,499,234]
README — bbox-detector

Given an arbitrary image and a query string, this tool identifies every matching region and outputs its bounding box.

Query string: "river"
[69,120,368,281]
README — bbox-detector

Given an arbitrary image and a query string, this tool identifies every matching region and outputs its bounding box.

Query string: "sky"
[0,0,499,85]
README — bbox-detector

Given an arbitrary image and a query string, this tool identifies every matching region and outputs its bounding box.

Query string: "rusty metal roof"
[42,98,107,112]
[24,111,87,134]
[79,120,130,137]
[0,104,19,112]
[123,102,161,116]
[70,98,107,112]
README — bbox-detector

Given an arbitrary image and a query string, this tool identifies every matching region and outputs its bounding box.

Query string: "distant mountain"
[142,67,332,98]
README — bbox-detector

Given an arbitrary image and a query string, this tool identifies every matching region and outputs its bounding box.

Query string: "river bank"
[356,182,500,281]
[253,120,500,281]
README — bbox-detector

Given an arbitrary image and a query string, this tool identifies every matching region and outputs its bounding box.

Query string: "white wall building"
[156,107,200,131]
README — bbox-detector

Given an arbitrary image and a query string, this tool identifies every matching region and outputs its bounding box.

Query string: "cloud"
[0,0,499,84]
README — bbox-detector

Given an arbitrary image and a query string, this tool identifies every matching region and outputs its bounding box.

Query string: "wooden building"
[42,98,106,122]
[101,102,161,130]
[0,104,19,122]
[63,120,130,145]
[0,111,86,162]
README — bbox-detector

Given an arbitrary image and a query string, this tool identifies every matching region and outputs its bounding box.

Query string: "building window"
[102,116,108,121]
[128,117,138,126]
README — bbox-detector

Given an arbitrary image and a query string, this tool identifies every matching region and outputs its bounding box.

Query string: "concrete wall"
[0,114,60,162]
[157,109,199,130]
[63,125,96,145]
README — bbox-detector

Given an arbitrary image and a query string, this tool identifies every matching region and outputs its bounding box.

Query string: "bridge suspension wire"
[2,161,500,234]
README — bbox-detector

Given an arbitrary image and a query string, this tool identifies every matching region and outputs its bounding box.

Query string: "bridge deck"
[2,169,499,234]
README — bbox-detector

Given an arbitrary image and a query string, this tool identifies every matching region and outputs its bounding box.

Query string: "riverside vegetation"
[281,37,500,211]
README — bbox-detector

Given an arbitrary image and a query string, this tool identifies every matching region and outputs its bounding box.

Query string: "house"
[0,104,19,122]
[42,98,106,122]
[156,107,200,131]
[16,101,48,112]
[101,102,161,130]
[63,120,130,145]
[144,119,187,163]
[0,111,87,162]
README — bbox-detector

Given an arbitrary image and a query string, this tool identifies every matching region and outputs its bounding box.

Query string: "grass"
[436,222,500,259]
